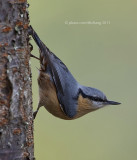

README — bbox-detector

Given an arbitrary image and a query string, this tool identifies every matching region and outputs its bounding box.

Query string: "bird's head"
[79,86,121,110]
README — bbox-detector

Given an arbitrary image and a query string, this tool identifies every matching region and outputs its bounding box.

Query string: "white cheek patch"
[92,101,99,108]
[92,101,104,108]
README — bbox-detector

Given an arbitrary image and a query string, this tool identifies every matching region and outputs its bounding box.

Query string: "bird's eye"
[92,97,105,102]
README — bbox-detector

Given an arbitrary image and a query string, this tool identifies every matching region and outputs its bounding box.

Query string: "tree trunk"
[0,0,34,159]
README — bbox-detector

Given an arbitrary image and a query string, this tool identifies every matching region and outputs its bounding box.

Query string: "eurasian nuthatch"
[29,26,121,120]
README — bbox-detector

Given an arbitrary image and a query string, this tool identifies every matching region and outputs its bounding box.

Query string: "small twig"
[30,54,40,60]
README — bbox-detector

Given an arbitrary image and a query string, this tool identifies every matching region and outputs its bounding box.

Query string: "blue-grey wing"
[29,26,79,117]
[48,52,68,95]
[48,52,79,117]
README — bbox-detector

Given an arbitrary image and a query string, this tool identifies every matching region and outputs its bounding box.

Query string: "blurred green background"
[28,0,137,159]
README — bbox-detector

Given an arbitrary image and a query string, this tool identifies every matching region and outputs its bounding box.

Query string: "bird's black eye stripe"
[78,88,106,102]
[90,97,105,102]
[86,95,106,102]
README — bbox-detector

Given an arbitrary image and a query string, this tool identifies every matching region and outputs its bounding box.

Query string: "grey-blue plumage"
[29,27,80,117]
[29,26,121,119]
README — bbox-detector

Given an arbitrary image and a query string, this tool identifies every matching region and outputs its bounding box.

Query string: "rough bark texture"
[0,0,34,159]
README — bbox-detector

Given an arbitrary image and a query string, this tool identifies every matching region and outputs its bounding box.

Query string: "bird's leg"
[30,54,40,60]
[33,103,41,119]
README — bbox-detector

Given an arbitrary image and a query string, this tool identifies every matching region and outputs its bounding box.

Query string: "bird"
[28,26,121,120]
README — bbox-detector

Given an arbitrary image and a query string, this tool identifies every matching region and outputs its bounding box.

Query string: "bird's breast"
[76,94,98,118]
[38,72,97,120]
[38,72,71,119]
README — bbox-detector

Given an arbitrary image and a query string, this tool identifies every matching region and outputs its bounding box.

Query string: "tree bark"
[0,0,34,159]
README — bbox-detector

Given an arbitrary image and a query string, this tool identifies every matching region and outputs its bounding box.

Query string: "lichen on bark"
[0,0,34,159]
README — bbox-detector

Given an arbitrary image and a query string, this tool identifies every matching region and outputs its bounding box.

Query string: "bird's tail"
[28,25,46,52]
[28,25,51,65]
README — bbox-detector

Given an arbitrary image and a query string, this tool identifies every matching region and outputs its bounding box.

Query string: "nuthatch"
[29,26,121,120]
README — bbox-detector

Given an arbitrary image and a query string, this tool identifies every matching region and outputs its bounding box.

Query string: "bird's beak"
[106,100,121,105]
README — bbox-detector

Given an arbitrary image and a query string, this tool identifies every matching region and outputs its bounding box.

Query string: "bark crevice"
[0,0,34,159]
